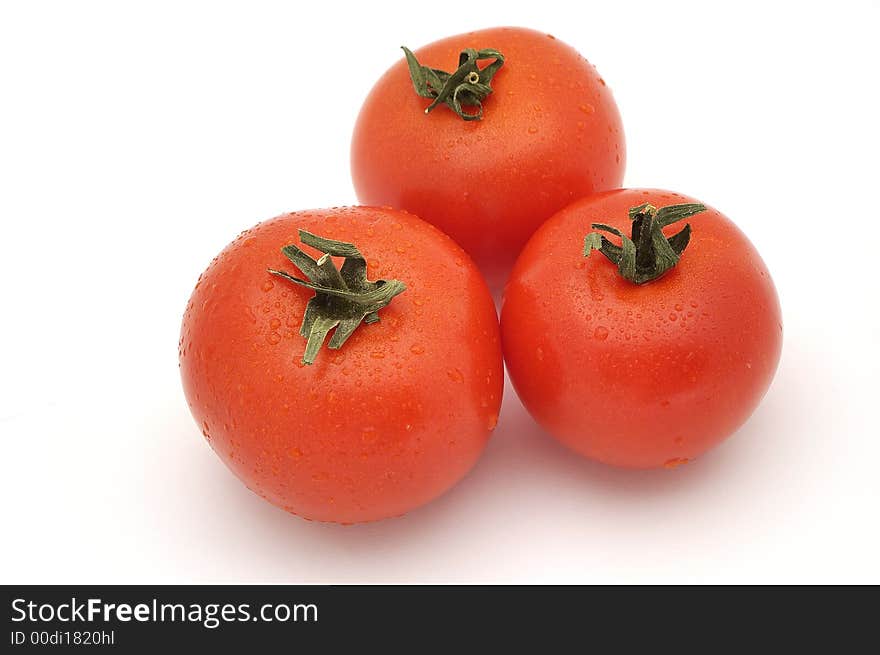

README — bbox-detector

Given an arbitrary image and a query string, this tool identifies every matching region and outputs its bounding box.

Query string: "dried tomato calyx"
[401,46,505,121]
[269,231,406,365]
[583,203,707,285]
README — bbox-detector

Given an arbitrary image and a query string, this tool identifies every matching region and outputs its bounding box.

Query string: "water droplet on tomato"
[261,280,274,292]
[664,457,690,469]
[527,126,539,134]
[593,326,609,340]
[410,344,425,355]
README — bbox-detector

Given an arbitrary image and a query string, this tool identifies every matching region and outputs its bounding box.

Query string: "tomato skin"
[500,190,782,469]
[180,207,503,523]
[351,27,625,289]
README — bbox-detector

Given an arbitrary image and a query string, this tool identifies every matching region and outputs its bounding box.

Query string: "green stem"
[268,231,406,365]
[583,203,706,284]
[402,46,505,121]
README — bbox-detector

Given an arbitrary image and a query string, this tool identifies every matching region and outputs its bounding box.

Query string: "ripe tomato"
[351,27,625,289]
[501,189,782,469]
[180,207,503,523]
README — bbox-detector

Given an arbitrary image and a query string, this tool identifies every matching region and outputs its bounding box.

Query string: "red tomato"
[351,27,625,289]
[180,207,503,523]
[501,189,782,469]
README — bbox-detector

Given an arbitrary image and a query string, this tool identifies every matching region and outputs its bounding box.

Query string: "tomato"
[351,27,625,289]
[179,207,503,523]
[500,189,782,469]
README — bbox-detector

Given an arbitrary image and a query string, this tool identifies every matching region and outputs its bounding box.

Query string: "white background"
[1,1,878,584]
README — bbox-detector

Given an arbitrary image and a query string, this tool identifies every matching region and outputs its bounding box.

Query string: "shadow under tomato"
[161,346,805,583]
